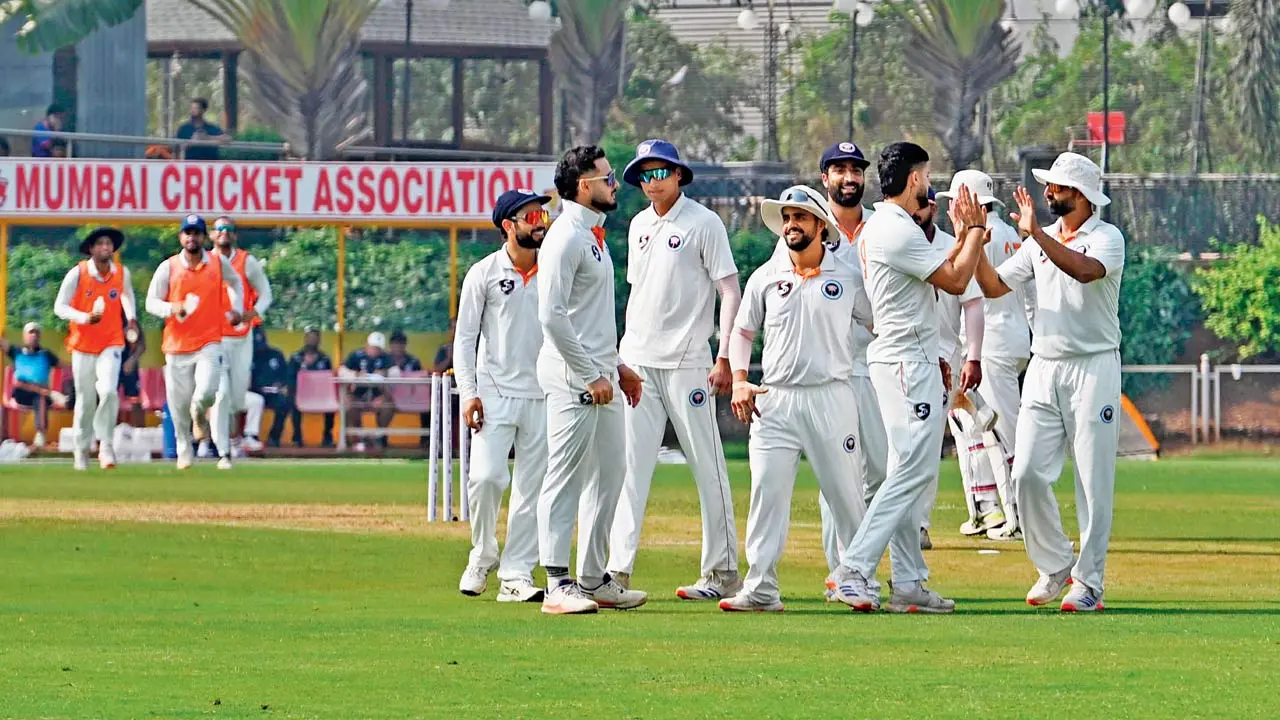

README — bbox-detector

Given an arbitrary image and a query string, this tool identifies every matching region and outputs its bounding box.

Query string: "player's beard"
[827,182,864,208]
[1049,197,1074,217]
[784,228,815,252]
[516,229,543,249]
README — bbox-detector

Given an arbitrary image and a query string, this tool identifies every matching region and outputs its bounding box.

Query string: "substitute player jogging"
[721,186,873,613]
[974,152,1124,613]
[607,139,741,600]
[53,227,139,470]
[536,146,647,615]
[455,189,551,604]
[831,143,988,614]
[145,215,245,470]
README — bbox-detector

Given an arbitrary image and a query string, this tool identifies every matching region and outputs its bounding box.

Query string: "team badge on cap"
[839,142,855,152]
[638,142,652,156]
[689,389,707,407]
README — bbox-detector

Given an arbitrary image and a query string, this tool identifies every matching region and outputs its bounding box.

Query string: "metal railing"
[1208,359,1280,443]
[0,127,289,159]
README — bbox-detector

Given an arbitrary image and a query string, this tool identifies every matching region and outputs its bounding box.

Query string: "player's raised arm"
[927,185,988,295]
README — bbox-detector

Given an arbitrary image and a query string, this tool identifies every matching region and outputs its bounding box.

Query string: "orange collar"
[792,266,821,281]
[515,264,538,285]
[840,219,865,244]
[590,226,606,249]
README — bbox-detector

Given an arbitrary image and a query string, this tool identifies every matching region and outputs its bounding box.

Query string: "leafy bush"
[6,244,78,332]
[1119,245,1201,397]
[1194,216,1280,360]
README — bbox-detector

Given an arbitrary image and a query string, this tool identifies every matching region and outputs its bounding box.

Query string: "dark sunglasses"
[584,171,617,188]
[510,209,550,226]
[638,167,673,184]
[779,188,816,205]
[214,223,235,232]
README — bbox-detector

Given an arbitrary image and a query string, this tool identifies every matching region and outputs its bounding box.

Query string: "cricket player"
[721,186,873,613]
[974,152,1124,612]
[455,189,551,604]
[145,215,245,470]
[831,142,988,614]
[938,170,1030,539]
[537,146,647,615]
[208,216,272,461]
[607,139,741,600]
[53,227,139,470]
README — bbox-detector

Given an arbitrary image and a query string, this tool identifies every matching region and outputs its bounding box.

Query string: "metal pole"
[764,0,779,162]
[449,226,459,320]
[401,0,413,141]
[1189,0,1211,174]
[1190,367,1198,444]
[1101,10,1111,221]
[1199,353,1211,442]
[335,226,346,364]
[1213,367,1222,443]
[427,373,441,521]
[457,384,470,522]
[847,17,859,138]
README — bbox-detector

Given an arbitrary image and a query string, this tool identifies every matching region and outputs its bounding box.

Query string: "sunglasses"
[214,224,235,232]
[779,188,816,205]
[638,167,673,184]
[584,171,617,188]
[510,209,550,226]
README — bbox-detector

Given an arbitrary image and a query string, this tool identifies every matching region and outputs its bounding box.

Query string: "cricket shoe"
[676,569,743,600]
[197,440,216,459]
[920,527,934,550]
[610,571,631,590]
[1026,567,1073,607]
[960,509,1005,536]
[175,446,194,470]
[830,566,880,612]
[1060,582,1104,613]
[884,582,956,614]
[585,575,648,609]
[191,407,211,443]
[496,579,544,603]
[98,443,116,470]
[541,579,599,615]
[458,563,496,597]
[986,522,1021,541]
[241,435,265,452]
[73,450,88,471]
[718,592,784,613]
[217,456,234,471]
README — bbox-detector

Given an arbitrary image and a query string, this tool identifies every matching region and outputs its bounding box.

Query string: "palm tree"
[1231,0,1280,156]
[0,0,143,54]
[887,0,1018,172]
[546,0,630,146]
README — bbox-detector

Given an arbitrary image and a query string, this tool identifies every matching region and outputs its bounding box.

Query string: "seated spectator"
[288,326,335,447]
[175,98,230,161]
[0,137,10,157]
[2,322,66,447]
[246,327,290,449]
[32,104,66,158]
[118,317,146,428]
[342,332,394,452]
[387,329,428,447]
[432,319,456,373]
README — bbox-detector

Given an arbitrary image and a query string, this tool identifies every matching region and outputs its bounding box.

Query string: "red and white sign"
[0,159,558,223]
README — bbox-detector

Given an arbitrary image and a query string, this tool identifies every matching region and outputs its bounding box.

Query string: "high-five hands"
[1009,186,1040,240]
[947,184,988,241]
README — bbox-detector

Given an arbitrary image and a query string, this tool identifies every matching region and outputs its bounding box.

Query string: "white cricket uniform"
[455,247,547,583]
[609,194,739,578]
[536,200,625,586]
[243,391,265,437]
[213,249,272,449]
[53,262,137,453]
[840,202,950,585]
[996,215,1124,593]
[734,247,874,603]
[145,251,244,457]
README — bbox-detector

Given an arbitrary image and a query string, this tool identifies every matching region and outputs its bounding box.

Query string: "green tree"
[0,0,142,53]
[5,244,78,332]
[1194,216,1280,360]
[1118,245,1201,396]
[548,0,630,145]
[1232,0,1280,157]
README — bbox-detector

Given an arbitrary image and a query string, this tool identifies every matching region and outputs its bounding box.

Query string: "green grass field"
[2,455,1279,719]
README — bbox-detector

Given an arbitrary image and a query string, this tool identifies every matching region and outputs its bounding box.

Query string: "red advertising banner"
[0,160,558,223]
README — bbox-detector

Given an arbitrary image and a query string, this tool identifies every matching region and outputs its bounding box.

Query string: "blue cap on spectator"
[492,189,551,230]
[623,139,693,187]
[820,142,870,172]
[180,214,207,234]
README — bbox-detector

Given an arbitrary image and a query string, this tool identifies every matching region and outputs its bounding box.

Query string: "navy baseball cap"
[820,141,870,172]
[180,214,207,233]
[492,189,551,230]
[623,139,694,187]
[927,186,937,201]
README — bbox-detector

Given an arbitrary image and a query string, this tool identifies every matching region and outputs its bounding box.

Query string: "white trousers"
[981,355,1028,457]
[71,348,123,453]
[213,334,253,445]
[467,395,548,582]
[608,365,737,578]
[243,391,265,437]
[842,361,947,584]
[165,343,225,453]
[819,374,885,571]
[1015,351,1120,593]
[743,382,866,603]
[538,390,625,586]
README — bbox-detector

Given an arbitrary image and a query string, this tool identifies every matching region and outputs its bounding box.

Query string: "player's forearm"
[219,258,246,312]
[1038,230,1107,283]
[145,264,173,318]
[248,261,273,314]
[715,275,742,359]
[728,328,754,375]
[540,312,602,382]
[953,228,986,285]
[145,295,174,318]
[53,303,91,325]
[962,299,984,361]
[976,251,1012,299]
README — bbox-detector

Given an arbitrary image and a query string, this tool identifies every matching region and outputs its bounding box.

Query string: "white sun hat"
[367,331,387,350]
[760,185,842,240]
[1031,152,1111,207]
[936,169,1004,208]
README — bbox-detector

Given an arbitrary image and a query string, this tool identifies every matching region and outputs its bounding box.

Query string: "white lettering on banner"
[0,160,558,222]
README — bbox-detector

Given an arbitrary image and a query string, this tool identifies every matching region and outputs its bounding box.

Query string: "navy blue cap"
[820,141,870,172]
[492,189,551,229]
[623,139,694,187]
[927,186,937,201]
[180,214,207,233]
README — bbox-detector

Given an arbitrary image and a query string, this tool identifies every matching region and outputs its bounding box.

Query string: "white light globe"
[528,0,552,21]
[1123,0,1155,18]
[1000,18,1016,32]
[832,0,857,14]
[1055,0,1076,17]
[855,3,874,26]
[737,8,759,31]
[355,297,366,309]
[1167,2,1191,27]
[394,298,406,309]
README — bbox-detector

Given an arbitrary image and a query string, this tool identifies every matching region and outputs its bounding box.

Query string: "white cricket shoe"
[191,407,211,443]
[718,592,784,613]
[830,566,880,612]
[458,563,495,597]
[586,576,648,609]
[217,456,233,471]
[98,443,116,469]
[541,579,599,615]
[611,571,631,590]
[73,450,88,471]
[960,508,1005,536]
[496,579,545,603]
[676,569,743,600]
[986,522,1021,541]
[885,582,956,614]
[241,436,264,452]
[33,431,46,448]
[1060,582,1104,613]
[197,440,216,459]
[176,446,194,470]
[1026,567,1073,607]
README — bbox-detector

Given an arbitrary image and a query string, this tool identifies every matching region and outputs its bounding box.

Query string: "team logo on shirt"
[667,234,683,251]
[821,280,844,300]
[1100,405,1115,424]
[776,280,794,298]
[269,358,280,369]
[498,279,516,295]
[108,289,119,300]
[591,245,602,262]
[638,234,651,250]
[689,389,707,407]
[914,402,932,420]
[843,434,857,453]
[825,236,840,251]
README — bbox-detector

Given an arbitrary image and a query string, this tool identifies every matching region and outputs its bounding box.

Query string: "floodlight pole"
[1101,5,1111,221]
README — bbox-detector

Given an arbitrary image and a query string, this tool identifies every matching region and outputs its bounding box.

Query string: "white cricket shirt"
[862,202,950,365]
[933,228,983,366]
[971,216,1032,359]
[735,247,873,387]
[996,214,1124,359]
[537,199,619,389]
[619,194,737,369]
[454,247,543,401]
